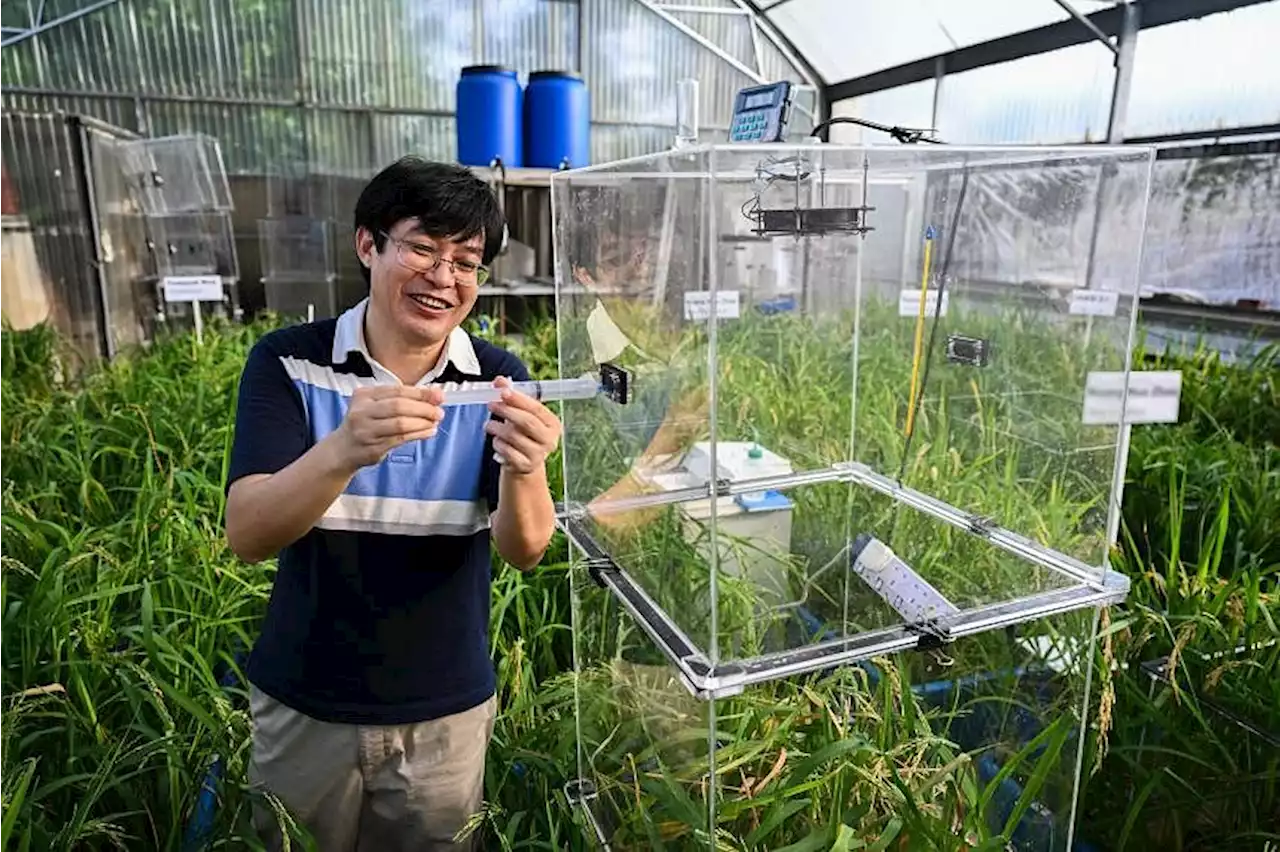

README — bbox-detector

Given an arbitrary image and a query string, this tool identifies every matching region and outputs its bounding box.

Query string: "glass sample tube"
[675,78,699,148]
[439,375,601,407]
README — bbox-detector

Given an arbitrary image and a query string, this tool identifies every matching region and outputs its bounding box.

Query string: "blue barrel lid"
[462,64,517,76]
[528,70,583,81]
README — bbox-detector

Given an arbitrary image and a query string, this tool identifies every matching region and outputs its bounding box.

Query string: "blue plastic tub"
[456,65,522,168]
[523,70,589,169]
[182,646,248,851]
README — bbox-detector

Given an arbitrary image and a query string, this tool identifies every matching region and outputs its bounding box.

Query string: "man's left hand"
[485,377,562,476]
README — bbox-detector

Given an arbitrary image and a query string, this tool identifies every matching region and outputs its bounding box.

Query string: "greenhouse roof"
[741,0,1279,140]
[749,0,1267,93]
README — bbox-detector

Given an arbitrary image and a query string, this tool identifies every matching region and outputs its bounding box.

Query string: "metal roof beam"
[1124,121,1280,145]
[1050,0,1119,54]
[738,0,829,121]
[1,0,120,49]
[825,0,1271,102]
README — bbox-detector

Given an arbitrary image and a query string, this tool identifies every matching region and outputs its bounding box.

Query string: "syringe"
[440,375,602,407]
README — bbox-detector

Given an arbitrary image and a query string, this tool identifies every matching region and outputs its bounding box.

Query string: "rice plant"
[2,304,1275,851]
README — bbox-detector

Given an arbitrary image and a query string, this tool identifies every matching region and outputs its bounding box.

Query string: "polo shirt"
[226,298,531,725]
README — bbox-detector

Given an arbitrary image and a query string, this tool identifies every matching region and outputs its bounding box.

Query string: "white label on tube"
[898,289,948,318]
[1068,289,1120,317]
[684,290,741,321]
[1082,371,1182,425]
[162,275,223,302]
[852,537,960,624]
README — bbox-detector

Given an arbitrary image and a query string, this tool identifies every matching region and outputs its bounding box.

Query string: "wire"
[809,115,943,145]
[741,155,812,227]
[757,155,812,182]
[904,230,936,437]
[895,166,971,484]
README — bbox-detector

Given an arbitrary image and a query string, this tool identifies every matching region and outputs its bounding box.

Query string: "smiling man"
[224,157,560,851]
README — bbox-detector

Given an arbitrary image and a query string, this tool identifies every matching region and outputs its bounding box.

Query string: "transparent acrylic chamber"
[550,143,1152,850]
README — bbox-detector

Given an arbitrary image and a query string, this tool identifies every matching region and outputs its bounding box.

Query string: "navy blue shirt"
[226,299,530,725]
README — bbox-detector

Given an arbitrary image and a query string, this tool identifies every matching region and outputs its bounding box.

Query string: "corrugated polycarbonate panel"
[934,42,1114,144]
[1,0,811,176]
[2,0,299,101]
[1,112,105,361]
[1125,2,1280,138]
[480,0,577,73]
[304,0,377,107]
[589,123,674,164]
[1,92,141,133]
[667,6,757,71]
[765,0,1070,83]
[304,0,470,111]
[757,25,815,90]
[306,110,375,176]
[145,102,306,175]
[373,114,457,169]
[586,0,762,130]
[1,1,142,92]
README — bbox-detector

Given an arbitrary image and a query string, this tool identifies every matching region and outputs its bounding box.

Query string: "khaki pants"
[248,685,496,852]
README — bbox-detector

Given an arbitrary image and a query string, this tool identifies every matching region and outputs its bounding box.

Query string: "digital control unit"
[729,81,793,143]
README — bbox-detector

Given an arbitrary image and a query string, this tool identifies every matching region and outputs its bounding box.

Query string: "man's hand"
[484,377,562,476]
[332,384,445,471]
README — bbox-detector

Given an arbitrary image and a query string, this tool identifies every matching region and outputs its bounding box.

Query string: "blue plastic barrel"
[456,65,522,168]
[523,70,590,169]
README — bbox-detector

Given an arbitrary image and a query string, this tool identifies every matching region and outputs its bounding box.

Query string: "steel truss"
[1,0,121,48]
[636,0,824,125]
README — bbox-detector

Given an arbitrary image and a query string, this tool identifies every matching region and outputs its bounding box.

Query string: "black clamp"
[599,363,631,404]
[584,557,613,589]
[907,619,951,650]
[945,333,993,367]
[966,514,997,536]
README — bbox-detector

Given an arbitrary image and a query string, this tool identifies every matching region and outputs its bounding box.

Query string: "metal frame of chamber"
[556,459,1130,701]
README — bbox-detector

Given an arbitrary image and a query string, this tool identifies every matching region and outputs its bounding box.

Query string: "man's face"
[358,218,485,348]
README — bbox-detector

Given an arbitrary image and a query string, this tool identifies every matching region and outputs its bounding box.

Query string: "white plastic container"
[650,441,796,607]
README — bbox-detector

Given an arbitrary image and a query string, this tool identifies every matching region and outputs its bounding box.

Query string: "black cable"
[895,165,970,484]
[809,115,943,145]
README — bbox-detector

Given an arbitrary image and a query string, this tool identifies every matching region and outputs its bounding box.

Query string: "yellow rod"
[904,235,934,437]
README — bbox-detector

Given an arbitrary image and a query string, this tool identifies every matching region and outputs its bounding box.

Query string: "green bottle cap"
[748,444,763,459]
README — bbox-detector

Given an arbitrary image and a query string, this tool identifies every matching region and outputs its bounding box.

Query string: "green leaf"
[830,824,864,852]
[744,798,811,847]
[2,759,38,851]
[773,827,835,852]
[867,817,903,852]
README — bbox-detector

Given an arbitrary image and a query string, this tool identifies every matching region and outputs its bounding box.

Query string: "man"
[224,156,561,851]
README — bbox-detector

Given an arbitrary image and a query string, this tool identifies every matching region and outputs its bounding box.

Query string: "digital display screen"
[743,92,774,110]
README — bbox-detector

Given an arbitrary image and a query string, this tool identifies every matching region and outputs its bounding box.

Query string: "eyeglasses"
[380,231,491,286]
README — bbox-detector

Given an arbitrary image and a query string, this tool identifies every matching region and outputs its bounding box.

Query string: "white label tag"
[162,275,224,303]
[898,289,948,318]
[772,238,797,293]
[852,537,960,624]
[1082,371,1183,425]
[1068,289,1120,317]
[683,290,741,321]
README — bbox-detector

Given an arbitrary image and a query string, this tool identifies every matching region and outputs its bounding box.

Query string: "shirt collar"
[332,297,482,382]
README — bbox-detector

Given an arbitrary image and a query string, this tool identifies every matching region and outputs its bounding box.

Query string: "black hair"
[353,156,506,284]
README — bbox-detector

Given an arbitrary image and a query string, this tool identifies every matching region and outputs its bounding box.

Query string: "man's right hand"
[331,385,446,471]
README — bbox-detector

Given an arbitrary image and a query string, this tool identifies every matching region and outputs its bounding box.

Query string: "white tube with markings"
[439,375,601,407]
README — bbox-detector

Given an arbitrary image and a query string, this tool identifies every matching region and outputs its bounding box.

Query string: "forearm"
[491,466,556,571]
[225,433,357,563]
